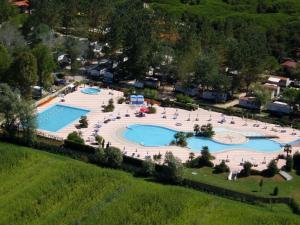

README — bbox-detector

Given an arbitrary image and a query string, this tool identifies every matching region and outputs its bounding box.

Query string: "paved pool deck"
[37,86,300,171]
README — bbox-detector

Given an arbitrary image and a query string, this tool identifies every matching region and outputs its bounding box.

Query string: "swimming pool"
[123,125,282,153]
[81,87,101,95]
[37,104,90,132]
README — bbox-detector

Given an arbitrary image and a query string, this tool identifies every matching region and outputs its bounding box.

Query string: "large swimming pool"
[123,125,282,153]
[37,104,90,132]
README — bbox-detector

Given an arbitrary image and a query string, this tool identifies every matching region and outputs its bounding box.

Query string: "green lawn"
[184,167,300,205]
[0,142,299,225]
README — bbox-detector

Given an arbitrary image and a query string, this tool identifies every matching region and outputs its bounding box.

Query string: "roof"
[11,0,30,7]
[263,83,278,90]
[268,75,289,81]
[281,60,298,69]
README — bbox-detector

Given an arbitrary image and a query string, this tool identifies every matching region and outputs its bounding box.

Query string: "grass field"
[0,142,299,225]
[184,167,300,206]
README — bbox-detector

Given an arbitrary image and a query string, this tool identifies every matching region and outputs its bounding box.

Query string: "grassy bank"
[0,142,299,225]
[184,167,300,207]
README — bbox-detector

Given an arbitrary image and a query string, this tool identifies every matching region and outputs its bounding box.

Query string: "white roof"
[268,77,281,83]
[273,101,288,106]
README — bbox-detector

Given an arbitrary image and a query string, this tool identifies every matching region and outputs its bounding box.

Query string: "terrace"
[36,85,300,172]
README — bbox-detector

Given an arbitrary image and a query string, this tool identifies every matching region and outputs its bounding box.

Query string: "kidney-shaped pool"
[123,124,282,153]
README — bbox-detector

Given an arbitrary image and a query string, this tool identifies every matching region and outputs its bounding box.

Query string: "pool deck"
[37,86,300,171]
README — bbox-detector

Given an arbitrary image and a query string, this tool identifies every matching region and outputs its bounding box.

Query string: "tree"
[266,159,279,177]
[197,146,214,168]
[0,44,12,82]
[293,152,300,173]
[0,84,36,140]
[252,84,271,109]
[79,116,88,128]
[67,131,84,144]
[214,160,230,174]
[142,158,156,176]
[282,88,300,110]
[240,161,253,177]
[10,52,38,99]
[0,0,18,24]
[283,144,292,157]
[0,22,27,53]
[31,44,55,89]
[18,100,37,144]
[200,123,215,138]
[259,179,264,192]
[64,37,87,73]
[159,151,183,183]
[193,124,200,136]
[285,156,293,172]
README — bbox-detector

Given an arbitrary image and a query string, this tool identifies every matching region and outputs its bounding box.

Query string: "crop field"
[0,142,299,225]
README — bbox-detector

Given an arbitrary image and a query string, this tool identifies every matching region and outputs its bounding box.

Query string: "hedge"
[64,139,96,154]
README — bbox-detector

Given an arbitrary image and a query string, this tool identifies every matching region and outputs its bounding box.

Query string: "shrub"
[200,123,215,138]
[273,187,279,196]
[79,116,88,128]
[117,97,125,104]
[157,152,183,183]
[67,131,84,144]
[103,147,123,168]
[142,158,156,176]
[147,107,157,114]
[143,88,158,99]
[265,159,279,177]
[239,161,253,177]
[95,135,103,145]
[284,156,293,172]
[214,160,230,174]
[197,146,214,167]
[293,151,300,172]
[176,94,194,104]
[103,98,115,112]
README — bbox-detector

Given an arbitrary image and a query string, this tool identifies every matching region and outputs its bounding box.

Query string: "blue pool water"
[81,87,101,95]
[123,125,282,153]
[37,104,90,132]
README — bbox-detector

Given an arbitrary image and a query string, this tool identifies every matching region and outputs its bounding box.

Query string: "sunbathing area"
[37,85,300,172]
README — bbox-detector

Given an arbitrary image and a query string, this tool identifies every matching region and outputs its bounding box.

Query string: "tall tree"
[10,52,38,99]
[32,44,55,89]
[0,44,12,82]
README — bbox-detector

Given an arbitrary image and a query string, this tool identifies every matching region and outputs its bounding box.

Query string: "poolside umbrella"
[140,107,149,113]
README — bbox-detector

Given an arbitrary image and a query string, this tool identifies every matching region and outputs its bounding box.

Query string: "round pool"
[81,87,101,95]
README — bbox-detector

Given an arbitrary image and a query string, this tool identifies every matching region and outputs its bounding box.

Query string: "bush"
[239,161,253,177]
[160,99,198,111]
[143,88,158,99]
[142,158,156,176]
[265,159,279,177]
[200,123,215,138]
[176,94,194,104]
[117,97,125,104]
[273,187,279,196]
[64,139,95,154]
[188,147,214,168]
[147,107,157,114]
[157,151,183,183]
[103,98,115,112]
[284,156,293,172]
[293,152,300,172]
[99,147,123,168]
[214,160,230,174]
[79,116,88,128]
[95,135,103,145]
[67,131,84,144]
